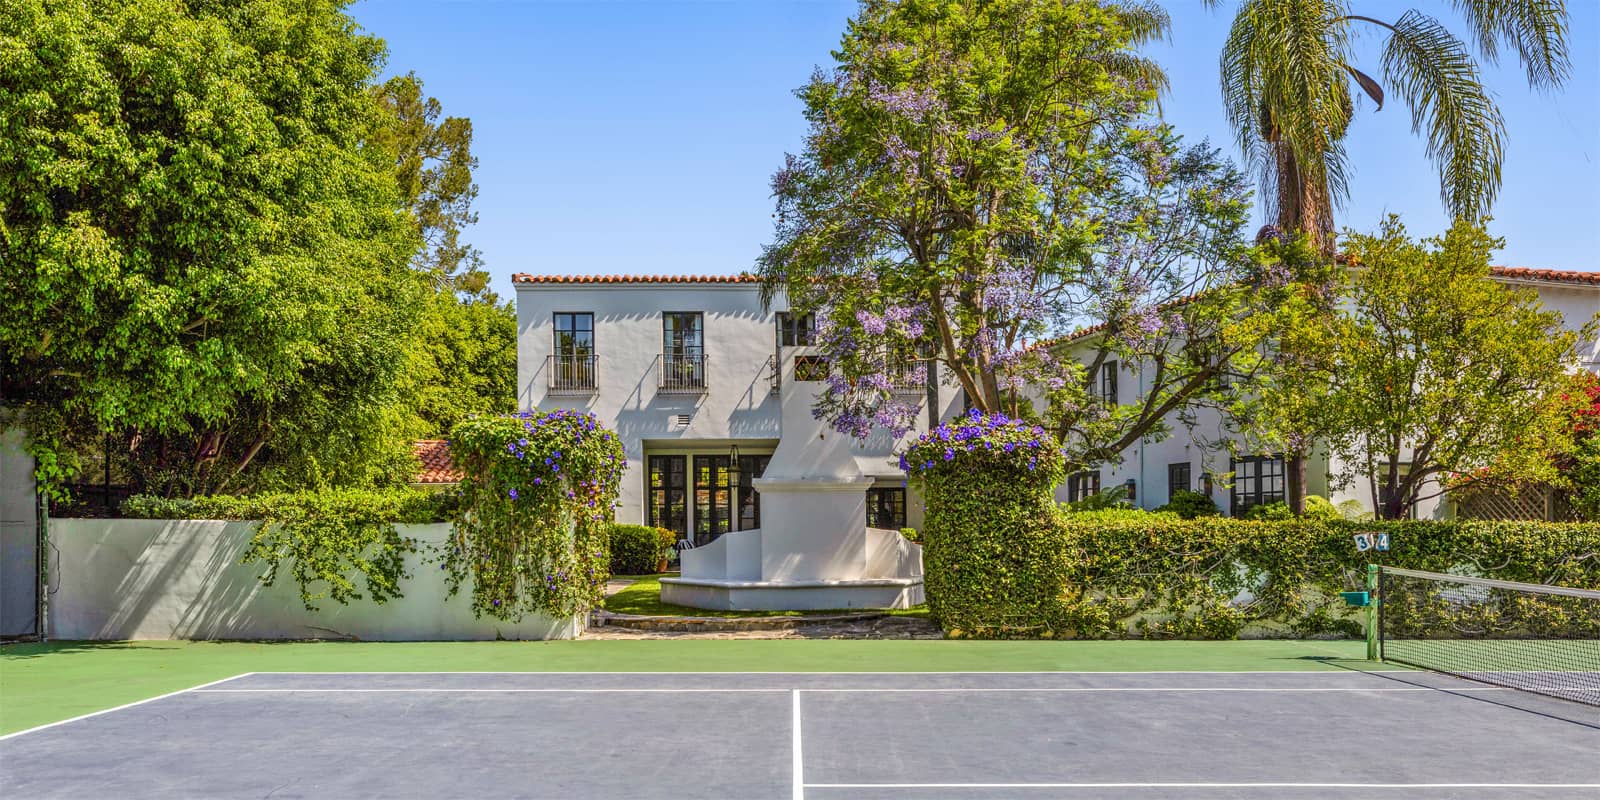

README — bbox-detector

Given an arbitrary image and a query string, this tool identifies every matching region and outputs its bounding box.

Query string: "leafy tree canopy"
[1330,216,1594,519]
[0,0,476,497]
[758,0,1303,468]
[372,71,490,300]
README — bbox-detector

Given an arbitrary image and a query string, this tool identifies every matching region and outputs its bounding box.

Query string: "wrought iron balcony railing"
[888,360,929,394]
[547,353,597,394]
[659,351,707,393]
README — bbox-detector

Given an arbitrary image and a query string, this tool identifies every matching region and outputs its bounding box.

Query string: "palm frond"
[1449,0,1571,89]
[1113,0,1172,46]
[1381,10,1507,221]
[1219,0,1353,233]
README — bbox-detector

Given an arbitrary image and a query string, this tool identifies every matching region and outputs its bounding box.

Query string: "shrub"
[1152,490,1220,519]
[1301,495,1343,521]
[1239,501,1295,520]
[122,488,456,611]
[446,410,625,621]
[899,527,920,543]
[903,410,1070,637]
[1061,487,1131,512]
[1061,516,1600,640]
[609,524,668,575]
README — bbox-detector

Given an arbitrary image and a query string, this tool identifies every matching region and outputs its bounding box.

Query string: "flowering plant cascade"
[446,410,625,621]
[901,409,1066,485]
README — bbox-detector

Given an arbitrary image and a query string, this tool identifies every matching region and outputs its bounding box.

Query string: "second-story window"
[776,312,815,346]
[1099,360,1119,406]
[661,312,705,392]
[552,313,595,393]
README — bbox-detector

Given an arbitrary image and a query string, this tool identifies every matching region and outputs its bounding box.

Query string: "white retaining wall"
[48,519,581,641]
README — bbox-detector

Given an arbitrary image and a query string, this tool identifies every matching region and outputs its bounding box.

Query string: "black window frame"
[647,455,688,541]
[691,454,733,546]
[776,312,815,347]
[866,487,907,530]
[1230,454,1286,515]
[1167,462,1192,503]
[1099,360,1119,406]
[663,312,704,357]
[1066,470,1101,503]
[553,312,594,356]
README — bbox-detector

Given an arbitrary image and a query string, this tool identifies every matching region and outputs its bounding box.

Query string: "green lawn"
[0,638,1380,736]
[603,574,930,618]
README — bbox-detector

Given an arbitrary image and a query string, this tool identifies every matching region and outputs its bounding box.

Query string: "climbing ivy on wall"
[445,410,625,621]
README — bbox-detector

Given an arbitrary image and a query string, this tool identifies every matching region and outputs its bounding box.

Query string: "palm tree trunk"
[1271,138,1334,515]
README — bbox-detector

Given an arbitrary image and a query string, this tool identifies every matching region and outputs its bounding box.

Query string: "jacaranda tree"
[757,0,1297,468]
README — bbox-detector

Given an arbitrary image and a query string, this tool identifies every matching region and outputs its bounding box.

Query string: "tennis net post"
[1366,563,1379,661]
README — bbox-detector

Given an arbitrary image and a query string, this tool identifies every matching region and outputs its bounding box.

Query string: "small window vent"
[674,414,693,427]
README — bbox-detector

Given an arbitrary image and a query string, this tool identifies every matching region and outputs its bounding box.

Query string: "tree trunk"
[1270,135,1336,515]
[1285,451,1307,514]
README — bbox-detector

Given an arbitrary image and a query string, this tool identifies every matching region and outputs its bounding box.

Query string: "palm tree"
[1204,1,1570,513]
[1207,0,1571,255]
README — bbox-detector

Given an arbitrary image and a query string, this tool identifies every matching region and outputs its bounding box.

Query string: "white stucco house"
[1047,267,1600,520]
[513,273,959,610]
[511,267,1596,609]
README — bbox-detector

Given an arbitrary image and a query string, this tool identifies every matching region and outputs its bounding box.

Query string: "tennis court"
[3,668,1596,799]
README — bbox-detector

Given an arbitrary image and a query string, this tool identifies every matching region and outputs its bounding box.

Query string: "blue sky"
[350,1,1600,299]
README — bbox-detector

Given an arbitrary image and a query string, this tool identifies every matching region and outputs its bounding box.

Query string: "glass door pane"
[693,455,732,545]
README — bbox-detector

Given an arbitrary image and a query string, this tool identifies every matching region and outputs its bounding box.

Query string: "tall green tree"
[1206,0,1570,254]
[1204,0,1570,513]
[1330,217,1592,520]
[0,0,424,497]
[372,72,490,300]
[403,292,517,438]
[758,0,1300,468]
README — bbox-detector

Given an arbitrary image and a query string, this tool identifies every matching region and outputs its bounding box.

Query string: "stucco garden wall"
[48,519,581,641]
[1,427,40,638]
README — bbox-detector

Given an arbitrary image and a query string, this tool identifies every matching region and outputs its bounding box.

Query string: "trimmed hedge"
[121,488,456,610]
[904,412,1600,639]
[609,524,673,575]
[904,411,1071,637]
[121,488,456,523]
[1062,516,1600,640]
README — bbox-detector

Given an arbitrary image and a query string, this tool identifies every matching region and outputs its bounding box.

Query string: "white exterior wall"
[1,426,39,637]
[514,280,960,535]
[47,520,580,640]
[1059,277,1598,517]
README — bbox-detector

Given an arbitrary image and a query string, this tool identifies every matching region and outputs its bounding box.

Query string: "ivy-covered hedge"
[1063,516,1600,640]
[609,524,673,575]
[904,411,1070,637]
[446,410,625,621]
[121,488,456,610]
[905,411,1600,639]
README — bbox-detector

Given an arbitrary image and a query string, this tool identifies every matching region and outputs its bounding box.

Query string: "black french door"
[647,455,687,541]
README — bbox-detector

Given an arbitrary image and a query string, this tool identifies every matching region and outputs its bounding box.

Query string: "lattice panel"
[1452,484,1582,522]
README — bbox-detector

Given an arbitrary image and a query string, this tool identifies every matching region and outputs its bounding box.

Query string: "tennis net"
[1378,566,1600,707]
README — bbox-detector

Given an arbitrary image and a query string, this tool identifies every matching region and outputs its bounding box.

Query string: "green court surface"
[0,639,1378,736]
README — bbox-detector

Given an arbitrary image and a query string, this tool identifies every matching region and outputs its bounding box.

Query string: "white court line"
[0,672,255,742]
[792,690,804,800]
[228,669,1405,675]
[804,783,1600,790]
[188,686,1509,694]
[193,688,792,693]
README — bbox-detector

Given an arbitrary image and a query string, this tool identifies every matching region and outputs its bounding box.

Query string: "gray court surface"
[3,670,1597,799]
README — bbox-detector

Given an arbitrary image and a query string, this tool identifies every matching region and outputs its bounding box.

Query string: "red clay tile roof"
[412,439,461,484]
[1035,265,1596,351]
[511,273,759,284]
[1489,267,1600,285]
